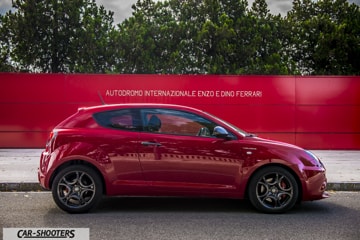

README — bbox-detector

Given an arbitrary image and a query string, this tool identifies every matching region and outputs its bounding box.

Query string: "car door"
[93,108,146,194]
[138,108,244,194]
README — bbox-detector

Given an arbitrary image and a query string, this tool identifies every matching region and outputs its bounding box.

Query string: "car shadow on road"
[92,196,333,215]
[95,197,256,214]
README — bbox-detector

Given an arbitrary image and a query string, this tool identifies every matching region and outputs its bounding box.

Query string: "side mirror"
[212,126,229,139]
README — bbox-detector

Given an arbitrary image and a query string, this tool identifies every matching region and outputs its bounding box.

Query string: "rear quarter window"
[93,109,142,131]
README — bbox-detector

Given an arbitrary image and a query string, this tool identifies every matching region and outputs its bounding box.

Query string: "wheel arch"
[244,163,303,203]
[49,159,107,195]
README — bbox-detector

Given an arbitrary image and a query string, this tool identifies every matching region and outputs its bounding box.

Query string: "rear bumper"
[38,150,51,190]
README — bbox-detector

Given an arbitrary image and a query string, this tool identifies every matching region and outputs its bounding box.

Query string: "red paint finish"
[0,73,359,149]
[38,103,327,213]
[138,132,242,192]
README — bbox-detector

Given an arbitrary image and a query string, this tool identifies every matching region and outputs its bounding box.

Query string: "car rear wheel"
[248,166,299,213]
[51,165,103,213]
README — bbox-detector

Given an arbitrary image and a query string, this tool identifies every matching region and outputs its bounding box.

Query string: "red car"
[38,103,328,213]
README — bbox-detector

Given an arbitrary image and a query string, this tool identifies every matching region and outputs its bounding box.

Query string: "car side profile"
[38,103,328,213]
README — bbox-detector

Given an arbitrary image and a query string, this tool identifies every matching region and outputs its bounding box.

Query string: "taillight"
[48,131,54,140]
[46,130,58,151]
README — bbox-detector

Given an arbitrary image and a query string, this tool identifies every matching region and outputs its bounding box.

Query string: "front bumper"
[302,167,329,201]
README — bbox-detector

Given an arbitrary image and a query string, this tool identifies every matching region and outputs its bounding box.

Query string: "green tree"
[0,0,116,73]
[0,15,15,71]
[196,0,245,74]
[116,0,209,74]
[115,0,160,73]
[2,0,358,75]
[117,0,191,73]
[287,0,360,75]
[71,1,117,73]
[116,0,255,74]
[243,0,295,74]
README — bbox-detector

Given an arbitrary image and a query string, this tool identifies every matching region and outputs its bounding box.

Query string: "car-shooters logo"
[105,89,263,98]
[3,228,89,240]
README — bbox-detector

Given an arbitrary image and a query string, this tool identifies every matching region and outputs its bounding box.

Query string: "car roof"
[77,103,202,114]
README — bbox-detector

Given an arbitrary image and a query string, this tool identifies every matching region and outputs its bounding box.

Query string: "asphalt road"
[0,192,359,240]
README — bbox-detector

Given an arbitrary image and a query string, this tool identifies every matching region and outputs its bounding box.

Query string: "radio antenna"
[97,91,106,105]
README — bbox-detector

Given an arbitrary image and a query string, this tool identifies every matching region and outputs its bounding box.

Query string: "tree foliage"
[0,0,359,75]
[287,0,360,75]
[0,0,116,73]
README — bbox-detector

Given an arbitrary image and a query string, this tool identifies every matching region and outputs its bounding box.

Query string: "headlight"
[305,150,323,168]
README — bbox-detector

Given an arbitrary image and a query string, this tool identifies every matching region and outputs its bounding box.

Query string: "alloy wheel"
[52,165,103,213]
[249,166,298,213]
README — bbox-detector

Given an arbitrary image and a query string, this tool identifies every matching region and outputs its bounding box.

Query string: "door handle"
[141,141,162,147]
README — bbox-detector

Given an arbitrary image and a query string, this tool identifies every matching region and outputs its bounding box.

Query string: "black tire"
[51,165,103,213]
[248,166,299,213]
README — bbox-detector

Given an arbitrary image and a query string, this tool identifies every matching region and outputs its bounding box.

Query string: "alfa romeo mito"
[38,104,328,213]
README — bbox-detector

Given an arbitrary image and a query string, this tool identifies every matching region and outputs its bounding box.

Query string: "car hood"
[242,136,305,152]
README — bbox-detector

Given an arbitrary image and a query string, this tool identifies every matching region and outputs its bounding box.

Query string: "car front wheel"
[248,166,299,213]
[51,165,103,213]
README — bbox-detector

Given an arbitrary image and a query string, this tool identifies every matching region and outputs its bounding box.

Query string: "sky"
[97,0,295,23]
[1,0,360,24]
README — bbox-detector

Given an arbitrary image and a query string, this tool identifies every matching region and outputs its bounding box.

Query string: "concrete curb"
[1,182,360,192]
[0,182,45,192]
[326,182,360,191]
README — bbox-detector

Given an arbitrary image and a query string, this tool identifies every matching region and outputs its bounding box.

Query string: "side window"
[141,109,216,137]
[93,109,142,131]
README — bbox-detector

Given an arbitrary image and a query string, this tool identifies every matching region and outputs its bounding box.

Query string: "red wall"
[0,73,359,149]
